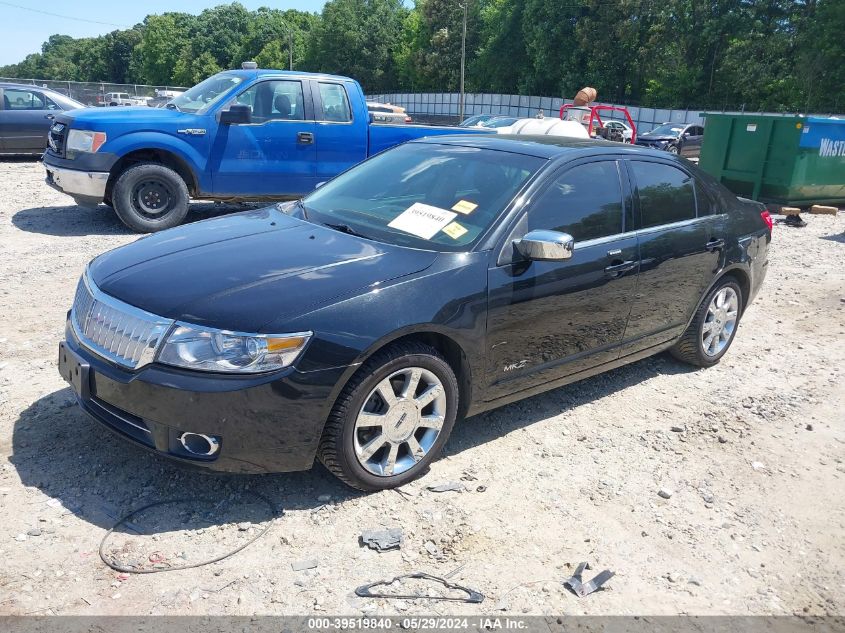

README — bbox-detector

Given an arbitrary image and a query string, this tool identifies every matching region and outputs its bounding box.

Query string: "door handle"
[45,114,55,120]
[297,131,314,144]
[604,260,637,278]
[705,238,725,252]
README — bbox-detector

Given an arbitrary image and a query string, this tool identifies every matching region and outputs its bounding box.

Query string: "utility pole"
[459,2,467,122]
[288,29,293,70]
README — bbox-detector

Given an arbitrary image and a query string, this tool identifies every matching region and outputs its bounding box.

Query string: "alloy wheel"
[702,287,739,357]
[353,367,446,477]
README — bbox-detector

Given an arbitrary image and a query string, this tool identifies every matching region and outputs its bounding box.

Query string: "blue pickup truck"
[43,65,487,232]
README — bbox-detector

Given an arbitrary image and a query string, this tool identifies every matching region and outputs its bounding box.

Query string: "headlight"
[66,130,107,153]
[157,323,312,373]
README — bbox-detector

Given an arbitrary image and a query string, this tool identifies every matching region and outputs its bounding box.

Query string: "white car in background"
[496,118,590,139]
[602,119,634,142]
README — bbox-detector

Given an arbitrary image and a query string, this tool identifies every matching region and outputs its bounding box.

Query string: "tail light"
[405,116,412,123]
[761,210,773,231]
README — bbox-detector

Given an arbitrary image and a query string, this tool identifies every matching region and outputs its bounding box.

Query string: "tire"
[112,163,189,233]
[318,341,459,491]
[670,277,743,367]
[667,143,680,154]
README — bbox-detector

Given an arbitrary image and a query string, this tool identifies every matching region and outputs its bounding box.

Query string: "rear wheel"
[671,278,743,367]
[112,163,189,233]
[318,341,459,491]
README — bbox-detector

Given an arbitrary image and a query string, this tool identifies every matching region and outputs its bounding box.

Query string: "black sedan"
[635,122,704,158]
[0,83,83,154]
[58,136,771,491]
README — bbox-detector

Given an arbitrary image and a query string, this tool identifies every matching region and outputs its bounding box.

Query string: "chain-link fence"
[0,78,189,107]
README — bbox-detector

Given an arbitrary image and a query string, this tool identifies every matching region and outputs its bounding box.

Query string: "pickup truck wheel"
[318,341,459,491]
[671,278,743,368]
[112,163,189,233]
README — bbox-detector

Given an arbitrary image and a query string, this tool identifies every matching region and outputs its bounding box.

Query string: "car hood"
[88,206,439,333]
[57,106,205,131]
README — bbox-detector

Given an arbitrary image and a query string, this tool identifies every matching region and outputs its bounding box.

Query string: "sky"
[0,1,329,66]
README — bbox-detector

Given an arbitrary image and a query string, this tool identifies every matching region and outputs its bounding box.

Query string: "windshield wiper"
[322,222,369,239]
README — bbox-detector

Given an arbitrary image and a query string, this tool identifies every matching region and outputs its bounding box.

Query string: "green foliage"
[0,0,841,112]
[308,0,408,92]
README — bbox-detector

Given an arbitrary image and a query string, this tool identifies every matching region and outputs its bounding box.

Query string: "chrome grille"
[70,274,174,369]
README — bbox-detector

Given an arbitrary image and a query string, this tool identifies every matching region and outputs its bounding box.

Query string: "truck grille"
[71,274,174,370]
[48,123,67,157]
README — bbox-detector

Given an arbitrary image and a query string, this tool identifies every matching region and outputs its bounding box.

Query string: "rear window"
[631,161,697,228]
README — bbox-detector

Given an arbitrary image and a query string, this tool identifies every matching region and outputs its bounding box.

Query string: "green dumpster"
[699,113,845,207]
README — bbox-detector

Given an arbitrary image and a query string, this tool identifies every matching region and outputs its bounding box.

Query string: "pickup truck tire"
[112,163,189,233]
[318,341,458,491]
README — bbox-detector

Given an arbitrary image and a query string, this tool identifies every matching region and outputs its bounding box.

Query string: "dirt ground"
[0,157,843,617]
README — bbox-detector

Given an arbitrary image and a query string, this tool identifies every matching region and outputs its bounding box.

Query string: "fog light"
[178,432,220,457]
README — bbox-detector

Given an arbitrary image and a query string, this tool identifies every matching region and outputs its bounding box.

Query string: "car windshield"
[168,73,244,113]
[297,143,545,252]
[650,124,684,136]
[482,117,518,128]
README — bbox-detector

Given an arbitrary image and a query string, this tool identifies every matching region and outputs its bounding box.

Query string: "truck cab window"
[235,80,305,122]
[319,83,352,122]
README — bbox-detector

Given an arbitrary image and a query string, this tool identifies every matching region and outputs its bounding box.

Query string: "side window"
[527,161,624,241]
[234,80,305,123]
[631,161,697,228]
[319,83,352,122]
[5,89,45,110]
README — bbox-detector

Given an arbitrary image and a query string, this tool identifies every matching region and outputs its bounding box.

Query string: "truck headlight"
[66,130,107,153]
[157,324,312,373]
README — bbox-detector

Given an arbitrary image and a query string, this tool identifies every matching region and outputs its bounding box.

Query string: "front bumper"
[58,324,347,474]
[44,164,109,206]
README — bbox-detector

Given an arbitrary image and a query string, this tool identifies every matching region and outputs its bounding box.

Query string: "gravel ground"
[0,157,843,617]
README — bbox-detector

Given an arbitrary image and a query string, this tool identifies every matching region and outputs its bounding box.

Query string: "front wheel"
[671,278,743,367]
[112,163,189,233]
[318,341,459,491]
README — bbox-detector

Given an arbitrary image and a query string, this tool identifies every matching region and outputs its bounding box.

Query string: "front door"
[485,159,639,400]
[210,79,316,196]
[0,87,56,152]
[620,159,725,353]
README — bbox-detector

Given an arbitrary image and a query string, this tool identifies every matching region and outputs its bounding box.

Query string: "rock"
[718,435,728,444]
[14,534,27,542]
[805,424,813,431]
[237,522,251,531]
[424,540,438,556]
[670,425,685,433]
[291,558,318,571]
[658,487,674,499]
[752,461,766,471]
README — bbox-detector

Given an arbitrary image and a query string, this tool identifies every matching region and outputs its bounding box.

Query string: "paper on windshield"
[442,222,468,240]
[388,203,457,239]
[451,200,478,215]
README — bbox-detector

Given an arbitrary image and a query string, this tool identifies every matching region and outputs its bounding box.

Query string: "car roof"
[223,69,354,83]
[411,134,670,159]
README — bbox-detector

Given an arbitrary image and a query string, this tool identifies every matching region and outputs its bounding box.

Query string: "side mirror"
[220,104,252,125]
[514,229,574,262]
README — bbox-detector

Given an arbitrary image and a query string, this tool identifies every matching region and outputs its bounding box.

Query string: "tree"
[309,0,408,92]
[134,13,195,85]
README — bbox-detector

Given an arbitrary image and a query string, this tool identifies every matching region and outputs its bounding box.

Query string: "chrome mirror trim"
[514,230,575,262]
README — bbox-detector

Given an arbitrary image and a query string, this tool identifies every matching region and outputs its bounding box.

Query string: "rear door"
[681,125,704,158]
[311,80,367,182]
[620,159,726,354]
[485,158,639,400]
[0,87,56,152]
[210,78,317,196]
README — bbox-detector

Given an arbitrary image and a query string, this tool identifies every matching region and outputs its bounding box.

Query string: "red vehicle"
[560,104,637,144]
